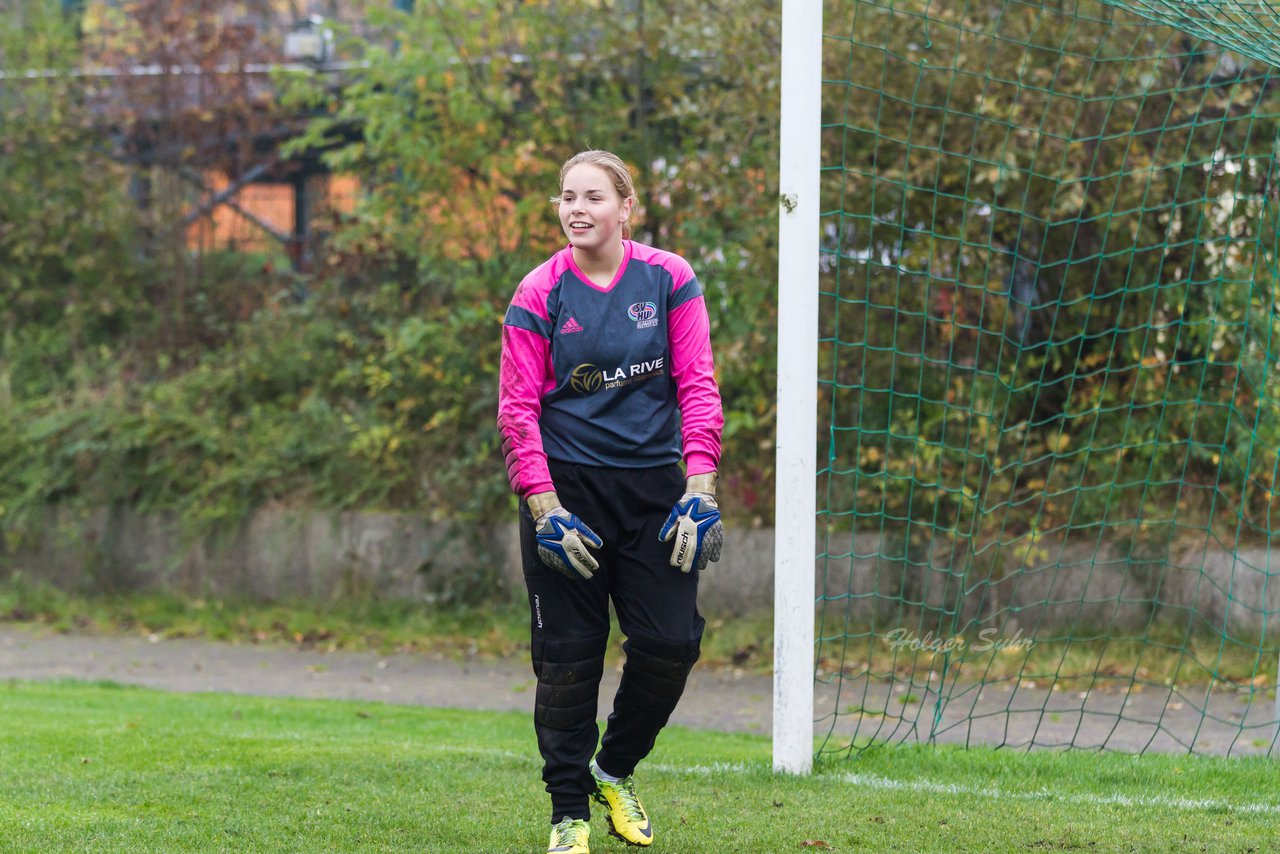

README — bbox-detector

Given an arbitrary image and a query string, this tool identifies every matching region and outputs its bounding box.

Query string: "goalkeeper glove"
[528,491,603,580]
[659,472,724,573]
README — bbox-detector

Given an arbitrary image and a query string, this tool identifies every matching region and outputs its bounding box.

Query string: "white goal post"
[773,0,823,775]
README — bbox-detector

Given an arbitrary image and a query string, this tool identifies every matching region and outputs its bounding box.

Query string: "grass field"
[1,680,1277,852]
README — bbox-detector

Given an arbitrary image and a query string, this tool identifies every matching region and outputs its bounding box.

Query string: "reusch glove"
[659,472,724,573]
[528,491,603,580]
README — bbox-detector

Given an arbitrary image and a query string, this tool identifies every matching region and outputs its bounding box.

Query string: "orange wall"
[187,172,359,254]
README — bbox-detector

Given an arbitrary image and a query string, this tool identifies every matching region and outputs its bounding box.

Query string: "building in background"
[64,0,388,267]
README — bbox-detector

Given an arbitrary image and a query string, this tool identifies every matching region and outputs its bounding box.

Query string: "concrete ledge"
[2,507,1275,637]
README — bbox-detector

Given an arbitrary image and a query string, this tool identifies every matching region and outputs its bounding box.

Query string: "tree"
[0,0,145,401]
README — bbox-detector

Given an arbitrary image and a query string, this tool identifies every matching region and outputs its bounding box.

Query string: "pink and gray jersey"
[497,240,724,498]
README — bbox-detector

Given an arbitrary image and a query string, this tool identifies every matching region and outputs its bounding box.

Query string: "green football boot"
[590,762,653,846]
[547,817,590,854]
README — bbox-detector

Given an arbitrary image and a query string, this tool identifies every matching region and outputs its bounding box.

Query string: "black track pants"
[520,461,705,822]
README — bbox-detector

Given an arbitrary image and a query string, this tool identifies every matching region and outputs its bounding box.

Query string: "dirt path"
[0,625,774,734]
[2,625,1274,757]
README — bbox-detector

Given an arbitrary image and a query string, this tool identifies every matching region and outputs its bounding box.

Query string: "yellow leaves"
[362,364,395,397]
[422,410,449,433]
[347,424,398,463]
[1053,180,1087,219]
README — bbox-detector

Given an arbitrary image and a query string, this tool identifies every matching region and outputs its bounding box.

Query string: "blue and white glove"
[659,473,724,573]
[528,491,603,580]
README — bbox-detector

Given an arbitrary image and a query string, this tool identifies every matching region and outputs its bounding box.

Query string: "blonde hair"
[550,149,637,239]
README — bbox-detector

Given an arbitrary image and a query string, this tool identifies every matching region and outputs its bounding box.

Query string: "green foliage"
[3,287,461,543]
[282,1,629,281]
[821,0,1280,550]
[7,0,1280,569]
[1,1,782,552]
[0,1,148,401]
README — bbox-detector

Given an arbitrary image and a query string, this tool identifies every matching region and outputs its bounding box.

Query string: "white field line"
[420,747,1280,816]
[838,772,1280,816]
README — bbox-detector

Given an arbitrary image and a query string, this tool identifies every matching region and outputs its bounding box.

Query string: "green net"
[816,0,1280,757]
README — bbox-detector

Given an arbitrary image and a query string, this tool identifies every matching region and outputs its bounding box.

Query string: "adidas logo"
[560,317,584,334]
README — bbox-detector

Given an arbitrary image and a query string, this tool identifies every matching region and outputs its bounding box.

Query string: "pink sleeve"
[497,324,555,497]
[669,295,724,475]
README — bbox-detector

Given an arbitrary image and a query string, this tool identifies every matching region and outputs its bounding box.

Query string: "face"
[557,163,633,254]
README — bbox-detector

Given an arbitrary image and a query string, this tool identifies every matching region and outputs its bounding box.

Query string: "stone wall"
[4,507,1277,638]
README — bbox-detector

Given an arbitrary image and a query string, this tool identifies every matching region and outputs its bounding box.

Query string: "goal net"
[787,0,1280,763]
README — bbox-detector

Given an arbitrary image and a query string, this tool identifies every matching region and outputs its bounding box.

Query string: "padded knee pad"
[619,631,702,705]
[532,633,608,730]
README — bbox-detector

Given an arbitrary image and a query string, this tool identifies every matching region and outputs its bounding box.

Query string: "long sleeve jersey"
[497,240,724,498]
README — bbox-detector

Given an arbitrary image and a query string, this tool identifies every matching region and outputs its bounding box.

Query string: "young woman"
[497,149,724,854]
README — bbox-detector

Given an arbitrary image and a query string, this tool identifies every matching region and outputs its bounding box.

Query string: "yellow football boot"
[547,817,590,854]
[590,762,653,846]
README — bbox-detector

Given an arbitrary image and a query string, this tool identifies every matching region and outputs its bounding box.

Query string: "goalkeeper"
[497,149,724,854]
